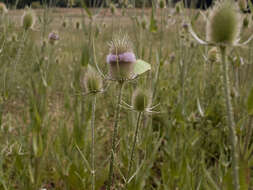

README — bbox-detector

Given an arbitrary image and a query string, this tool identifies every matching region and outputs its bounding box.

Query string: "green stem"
[107,82,124,190]
[91,95,97,190]
[126,112,142,187]
[220,46,240,190]
[243,116,253,156]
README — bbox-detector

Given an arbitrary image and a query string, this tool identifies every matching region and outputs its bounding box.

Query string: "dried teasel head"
[206,0,241,45]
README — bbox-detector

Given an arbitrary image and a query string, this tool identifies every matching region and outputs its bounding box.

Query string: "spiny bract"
[207,0,241,45]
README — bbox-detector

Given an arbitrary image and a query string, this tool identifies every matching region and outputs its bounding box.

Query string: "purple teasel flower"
[106,52,136,64]
[48,31,59,45]
[48,32,59,41]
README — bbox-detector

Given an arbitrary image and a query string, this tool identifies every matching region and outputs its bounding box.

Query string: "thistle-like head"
[175,1,182,14]
[207,1,241,45]
[238,0,247,12]
[48,31,59,45]
[83,67,102,93]
[158,0,166,9]
[22,9,36,30]
[75,20,81,30]
[132,88,151,112]
[110,3,117,15]
[0,3,8,15]
[207,47,219,63]
[108,32,133,55]
[107,32,136,80]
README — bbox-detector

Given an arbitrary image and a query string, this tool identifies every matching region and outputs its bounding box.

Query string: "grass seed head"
[22,10,36,30]
[0,3,8,14]
[83,67,102,93]
[207,1,241,45]
[132,89,151,112]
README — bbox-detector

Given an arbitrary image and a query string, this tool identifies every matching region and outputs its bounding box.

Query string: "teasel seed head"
[206,1,241,45]
[0,3,8,15]
[107,32,136,80]
[48,31,59,45]
[83,67,102,93]
[62,20,67,28]
[132,88,151,112]
[243,15,250,29]
[207,47,219,63]
[22,9,36,30]
[10,33,18,42]
[140,16,148,30]
[238,0,247,12]
[110,3,117,15]
[108,32,133,55]
[75,20,81,30]
[175,2,182,14]
[158,0,166,9]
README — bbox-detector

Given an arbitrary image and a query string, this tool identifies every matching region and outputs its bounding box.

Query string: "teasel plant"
[120,88,160,188]
[82,65,103,190]
[92,31,151,190]
[188,1,253,189]
[13,9,36,71]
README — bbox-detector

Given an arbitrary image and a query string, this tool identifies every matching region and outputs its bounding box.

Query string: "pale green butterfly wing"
[133,59,151,76]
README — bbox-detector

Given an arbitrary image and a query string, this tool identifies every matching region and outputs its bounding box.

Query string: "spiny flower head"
[158,0,166,9]
[243,15,250,29]
[108,32,133,55]
[75,20,81,30]
[107,32,136,80]
[83,66,102,93]
[207,47,219,63]
[175,1,182,14]
[62,20,67,28]
[140,15,148,30]
[0,3,8,14]
[22,9,36,30]
[238,0,247,12]
[109,3,117,15]
[132,89,151,112]
[48,31,59,45]
[207,0,241,45]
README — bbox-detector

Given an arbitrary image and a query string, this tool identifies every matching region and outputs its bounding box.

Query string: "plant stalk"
[126,111,142,187]
[220,46,240,190]
[91,95,97,190]
[107,81,124,190]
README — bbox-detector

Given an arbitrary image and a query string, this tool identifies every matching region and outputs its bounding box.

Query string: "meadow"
[1,1,253,189]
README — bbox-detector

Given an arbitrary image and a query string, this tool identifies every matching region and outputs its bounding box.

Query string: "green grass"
[0,4,253,190]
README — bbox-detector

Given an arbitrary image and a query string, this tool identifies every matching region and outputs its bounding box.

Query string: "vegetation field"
[1,1,253,189]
